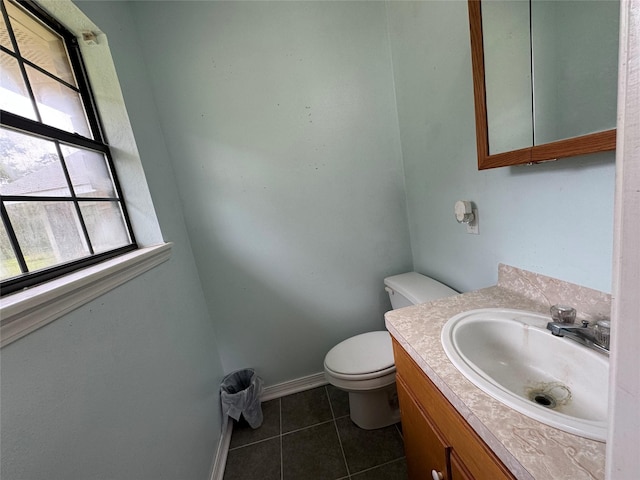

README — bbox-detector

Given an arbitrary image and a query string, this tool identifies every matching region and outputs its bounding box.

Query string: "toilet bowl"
[324,330,398,429]
[323,272,457,429]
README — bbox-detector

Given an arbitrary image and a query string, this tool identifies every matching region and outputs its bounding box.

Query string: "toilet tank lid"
[384,272,457,305]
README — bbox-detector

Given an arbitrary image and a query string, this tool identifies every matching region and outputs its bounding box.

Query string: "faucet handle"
[550,305,577,324]
[594,320,611,349]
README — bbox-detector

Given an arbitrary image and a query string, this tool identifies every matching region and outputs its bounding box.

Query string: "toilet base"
[348,383,400,430]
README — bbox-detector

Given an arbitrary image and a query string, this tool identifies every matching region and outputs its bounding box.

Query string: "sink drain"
[525,381,572,410]
[531,392,557,409]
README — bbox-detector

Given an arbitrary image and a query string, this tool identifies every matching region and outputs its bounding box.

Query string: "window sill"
[0,243,173,348]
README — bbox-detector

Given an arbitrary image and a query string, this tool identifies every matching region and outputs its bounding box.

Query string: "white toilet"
[323,272,457,429]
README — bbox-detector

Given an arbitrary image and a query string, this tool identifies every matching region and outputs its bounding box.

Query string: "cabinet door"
[393,340,516,480]
[397,376,449,480]
[450,451,474,480]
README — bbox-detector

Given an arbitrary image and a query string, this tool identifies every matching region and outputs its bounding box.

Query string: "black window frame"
[0,0,137,296]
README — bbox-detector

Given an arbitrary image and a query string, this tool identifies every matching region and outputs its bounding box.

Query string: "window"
[0,0,136,296]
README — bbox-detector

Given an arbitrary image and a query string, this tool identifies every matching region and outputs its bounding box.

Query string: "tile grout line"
[228,433,281,451]
[326,385,351,479]
[281,418,336,436]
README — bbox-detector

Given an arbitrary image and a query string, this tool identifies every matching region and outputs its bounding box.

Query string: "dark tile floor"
[223,385,408,480]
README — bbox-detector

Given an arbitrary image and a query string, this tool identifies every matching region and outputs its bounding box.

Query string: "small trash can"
[220,368,264,429]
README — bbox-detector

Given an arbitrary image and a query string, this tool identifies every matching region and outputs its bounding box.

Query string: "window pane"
[26,65,91,137]
[0,127,71,197]
[79,201,131,253]
[0,0,136,294]
[5,0,75,85]
[0,51,37,120]
[60,146,117,198]
[5,200,90,271]
[0,221,21,280]
[0,7,12,51]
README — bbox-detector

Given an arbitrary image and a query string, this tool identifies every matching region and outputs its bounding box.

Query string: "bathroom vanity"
[394,339,515,480]
[385,265,610,480]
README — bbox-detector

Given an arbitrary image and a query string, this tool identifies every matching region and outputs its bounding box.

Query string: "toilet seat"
[324,331,395,381]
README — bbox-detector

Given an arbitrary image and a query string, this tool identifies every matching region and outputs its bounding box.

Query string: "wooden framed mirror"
[468,0,617,170]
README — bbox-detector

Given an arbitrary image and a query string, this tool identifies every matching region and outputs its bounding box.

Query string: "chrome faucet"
[546,306,610,356]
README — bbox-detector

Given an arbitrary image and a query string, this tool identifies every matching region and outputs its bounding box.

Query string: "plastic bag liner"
[220,368,264,429]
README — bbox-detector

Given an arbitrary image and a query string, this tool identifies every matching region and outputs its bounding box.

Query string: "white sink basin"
[441,308,608,441]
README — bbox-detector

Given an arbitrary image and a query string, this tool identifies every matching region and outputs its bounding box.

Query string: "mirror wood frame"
[468,0,616,170]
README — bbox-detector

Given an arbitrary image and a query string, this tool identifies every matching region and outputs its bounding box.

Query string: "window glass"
[0,222,19,280]
[0,127,70,197]
[79,201,131,253]
[60,146,117,198]
[4,0,75,85]
[0,51,37,120]
[5,200,91,271]
[0,7,11,50]
[26,64,91,136]
[0,0,136,295]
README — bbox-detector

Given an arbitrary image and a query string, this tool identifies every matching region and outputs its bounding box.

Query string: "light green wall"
[386,1,614,294]
[0,2,226,479]
[128,1,413,385]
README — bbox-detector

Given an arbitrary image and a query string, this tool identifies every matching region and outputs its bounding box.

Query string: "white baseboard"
[209,417,233,480]
[261,372,327,401]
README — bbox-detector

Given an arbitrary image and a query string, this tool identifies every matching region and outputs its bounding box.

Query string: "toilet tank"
[384,272,457,310]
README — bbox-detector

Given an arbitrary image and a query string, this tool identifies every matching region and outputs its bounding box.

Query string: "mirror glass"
[483,0,533,154]
[481,0,619,157]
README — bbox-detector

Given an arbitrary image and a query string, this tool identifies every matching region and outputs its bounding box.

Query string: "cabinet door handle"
[431,470,444,480]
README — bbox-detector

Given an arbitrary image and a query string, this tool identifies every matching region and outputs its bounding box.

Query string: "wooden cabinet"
[450,451,475,480]
[397,377,448,480]
[393,339,516,480]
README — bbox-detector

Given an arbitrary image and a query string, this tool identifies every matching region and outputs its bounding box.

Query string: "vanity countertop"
[384,285,606,480]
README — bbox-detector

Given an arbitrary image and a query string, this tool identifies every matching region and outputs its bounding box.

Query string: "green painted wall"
[127,0,413,385]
